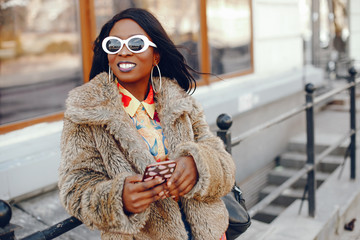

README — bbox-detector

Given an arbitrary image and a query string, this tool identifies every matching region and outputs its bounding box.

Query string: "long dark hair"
[89,8,197,93]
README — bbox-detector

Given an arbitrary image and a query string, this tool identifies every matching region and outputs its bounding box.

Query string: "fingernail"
[159,191,164,197]
[167,181,172,187]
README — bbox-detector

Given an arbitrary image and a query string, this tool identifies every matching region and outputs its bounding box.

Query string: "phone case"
[142,160,177,182]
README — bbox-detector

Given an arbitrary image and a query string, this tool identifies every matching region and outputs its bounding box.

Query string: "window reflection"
[148,0,200,75]
[207,0,252,75]
[299,0,349,71]
[0,0,82,125]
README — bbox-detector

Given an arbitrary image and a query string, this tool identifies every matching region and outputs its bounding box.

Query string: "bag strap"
[232,184,248,210]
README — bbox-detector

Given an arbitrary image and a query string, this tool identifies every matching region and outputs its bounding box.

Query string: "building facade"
[0,0,359,202]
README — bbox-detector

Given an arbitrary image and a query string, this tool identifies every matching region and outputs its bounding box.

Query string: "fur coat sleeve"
[58,73,151,234]
[59,119,150,234]
[170,99,235,201]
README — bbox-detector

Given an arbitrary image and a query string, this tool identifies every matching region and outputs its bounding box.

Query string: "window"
[94,0,253,82]
[207,0,252,76]
[0,0,82,126]
[148,1,201,74]
[299,0,349,70]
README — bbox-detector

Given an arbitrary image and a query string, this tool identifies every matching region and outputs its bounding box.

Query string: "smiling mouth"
[118,62,136,72]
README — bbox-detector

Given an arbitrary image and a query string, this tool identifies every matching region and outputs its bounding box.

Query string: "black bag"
[222,184,251,240]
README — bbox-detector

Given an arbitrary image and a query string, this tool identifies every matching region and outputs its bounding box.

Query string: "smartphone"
[142,160,177,182]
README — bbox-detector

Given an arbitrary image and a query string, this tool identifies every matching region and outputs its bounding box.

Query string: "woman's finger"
[178,181,195,197]
[166,156,198,199]
[140,181,167,199]
[131,182,169,212]
[125,174,143,184]
[168,177,193,198]
[167,162,185,188]
[140,177,166,190]
[123,175,167,213]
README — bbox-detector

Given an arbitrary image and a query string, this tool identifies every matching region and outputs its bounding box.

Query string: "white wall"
[349,0,360,66]
[0,122,62,201]
[253,0,303,75]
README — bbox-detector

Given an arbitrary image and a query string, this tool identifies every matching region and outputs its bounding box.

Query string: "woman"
[58,8,235,240]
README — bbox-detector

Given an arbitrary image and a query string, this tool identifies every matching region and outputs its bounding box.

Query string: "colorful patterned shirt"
[116,82,169,162]
[117,82,226,240]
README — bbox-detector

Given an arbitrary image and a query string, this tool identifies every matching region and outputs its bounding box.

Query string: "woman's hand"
[166,156,199,200]
[122,175,167,214]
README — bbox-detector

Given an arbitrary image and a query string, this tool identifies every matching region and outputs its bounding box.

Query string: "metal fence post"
[0,200,19,240]
[348,67,357,180]
[216,114,233,154]
[305,83,316,217]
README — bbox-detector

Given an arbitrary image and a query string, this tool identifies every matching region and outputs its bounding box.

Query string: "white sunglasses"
[102,35,157,54]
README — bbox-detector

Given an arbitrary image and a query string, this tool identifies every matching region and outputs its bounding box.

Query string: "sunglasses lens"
[128,38,145,52]
[106,39,121,53]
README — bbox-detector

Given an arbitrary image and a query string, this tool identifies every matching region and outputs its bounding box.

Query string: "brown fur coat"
[58,72,235,240]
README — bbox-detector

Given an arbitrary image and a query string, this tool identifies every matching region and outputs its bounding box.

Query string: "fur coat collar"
[65,72,193,127]
[64,72,195,175]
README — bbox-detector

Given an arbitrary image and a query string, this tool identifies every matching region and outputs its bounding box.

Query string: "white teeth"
[119,63,135,69]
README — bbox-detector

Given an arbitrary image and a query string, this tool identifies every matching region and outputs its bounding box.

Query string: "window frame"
[199,0,254,85]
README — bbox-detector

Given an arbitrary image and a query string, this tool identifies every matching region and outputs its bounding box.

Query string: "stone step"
[279,152,343,173]
[287,133,349,156]
[259,185,305,206]
[236,219,270,240]
[267,167,330,188]
[252,204,286,224]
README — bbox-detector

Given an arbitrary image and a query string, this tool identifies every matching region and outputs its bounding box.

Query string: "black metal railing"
[0,67,358,239]
[216,67,358,219]
[20,217,82,240]
[0,200,82,240]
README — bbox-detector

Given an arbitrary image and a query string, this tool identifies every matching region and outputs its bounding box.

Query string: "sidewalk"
[10,189,100,240]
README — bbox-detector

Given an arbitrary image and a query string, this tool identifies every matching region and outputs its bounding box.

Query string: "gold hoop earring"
[108,65,112,83]
[151,64,162,93]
